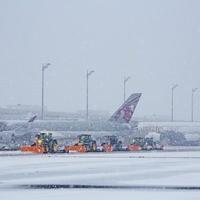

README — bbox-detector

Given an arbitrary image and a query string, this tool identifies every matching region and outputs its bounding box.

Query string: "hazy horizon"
[0,0,200,121]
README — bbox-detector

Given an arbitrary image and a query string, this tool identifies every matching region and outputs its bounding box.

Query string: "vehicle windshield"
[79,135,91,143]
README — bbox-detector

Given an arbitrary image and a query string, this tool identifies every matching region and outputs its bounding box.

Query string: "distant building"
[6,104,47,112]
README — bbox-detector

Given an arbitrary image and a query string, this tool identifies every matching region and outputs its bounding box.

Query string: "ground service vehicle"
[20,132,58,153]
[143,137,164,150]
[128,137,164,151]
[142,137,154,150]
[101,135,123,152]
[65,134,97,153]
[127,137,143,151]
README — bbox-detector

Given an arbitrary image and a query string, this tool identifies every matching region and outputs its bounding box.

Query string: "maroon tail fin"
[109,93,141,123]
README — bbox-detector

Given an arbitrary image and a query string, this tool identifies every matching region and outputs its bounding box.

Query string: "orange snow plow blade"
[65,145,87,153]
[128,145,142,151]
[20,146,45,153]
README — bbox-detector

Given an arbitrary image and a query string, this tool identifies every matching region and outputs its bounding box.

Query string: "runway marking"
[19,184,200,191]
[0,153,37,157]
[1,153,200,159]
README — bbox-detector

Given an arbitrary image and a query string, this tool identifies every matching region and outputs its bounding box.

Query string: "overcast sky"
[0,0,200,120]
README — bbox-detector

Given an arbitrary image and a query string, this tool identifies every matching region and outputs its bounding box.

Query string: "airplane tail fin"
[28,115,37,123]
[109,93,142,123]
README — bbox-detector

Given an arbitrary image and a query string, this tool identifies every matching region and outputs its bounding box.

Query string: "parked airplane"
[0,115,38,150]
[0,93,142,149]
[138,121,200,134]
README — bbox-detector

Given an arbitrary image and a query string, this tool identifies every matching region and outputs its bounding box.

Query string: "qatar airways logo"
[120,104,135,123]
[114,104,135,123]
[123,105,135,122]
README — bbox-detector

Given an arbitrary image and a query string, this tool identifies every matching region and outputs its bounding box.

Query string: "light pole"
[171,84,178,122]
[191,88,198,122]
[41,63,50,120]
[124,76,131,102]
[86,70,94,120]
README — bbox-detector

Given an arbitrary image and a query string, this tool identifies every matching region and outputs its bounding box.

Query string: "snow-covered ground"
[0,151,200,199]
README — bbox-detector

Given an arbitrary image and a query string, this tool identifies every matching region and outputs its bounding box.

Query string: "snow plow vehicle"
[101,135,123,152]
[127,137,143,151]
[142,137,164,150]
[65,134,97,153]
[128,137,164,151]
[20,132,58,153]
